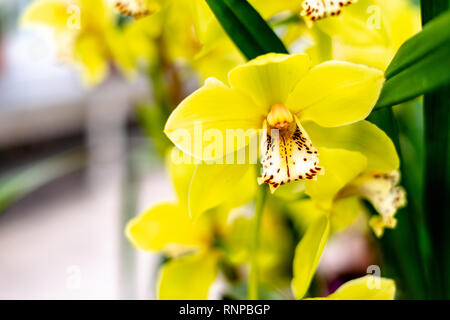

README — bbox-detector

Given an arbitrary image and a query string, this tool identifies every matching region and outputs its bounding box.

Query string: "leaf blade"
[206,0,287,60]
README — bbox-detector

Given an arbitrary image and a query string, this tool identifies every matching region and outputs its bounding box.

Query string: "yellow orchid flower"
[292,214,396,299]
[295,0,421,70]
[285,120,406,236]
[164,53,384,193]
[21,0,146,85]
[126,149,258,299]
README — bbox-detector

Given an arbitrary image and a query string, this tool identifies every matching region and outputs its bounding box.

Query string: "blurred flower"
[164,53,384,193]
[21,0,151,85]
[308,275,396,299]
[293,0,420,70]
[126,149,295,299]
[286,120,406,236]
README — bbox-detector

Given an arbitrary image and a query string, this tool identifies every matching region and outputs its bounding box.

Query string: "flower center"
[301,0,358,24]
[259,105,322,193]
[267,103,294,131]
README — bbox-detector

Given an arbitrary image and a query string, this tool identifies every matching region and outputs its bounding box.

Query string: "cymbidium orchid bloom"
[21,0,149,85]
[164,53,384,193]
[285,120,406,237]
[291,214,396,299]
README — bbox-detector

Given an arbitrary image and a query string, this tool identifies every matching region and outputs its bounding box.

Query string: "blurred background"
[0,0,170,299]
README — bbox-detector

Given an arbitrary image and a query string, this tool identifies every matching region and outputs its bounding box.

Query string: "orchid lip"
[259,114,323,193]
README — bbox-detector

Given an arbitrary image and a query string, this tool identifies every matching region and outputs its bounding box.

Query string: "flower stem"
[249,183,267,300]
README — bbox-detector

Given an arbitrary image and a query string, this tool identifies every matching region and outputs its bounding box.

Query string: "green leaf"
[206,0,288,60]
[375,10,450,109]
[0,152,84,213]
[421,0,450,300]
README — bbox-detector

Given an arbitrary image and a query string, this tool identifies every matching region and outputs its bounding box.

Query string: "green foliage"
[376,10,450,108]
[205,0,288,60]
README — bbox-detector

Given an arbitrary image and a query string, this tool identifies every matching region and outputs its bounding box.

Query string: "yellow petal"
[286,61,384,127]
[305,148,367,210]
[105,30,138,79]
[21,0,72,30]
[381,0,421,54]
[304,120,399,172]
[330,0,420,71]
[126,203,208,253]
[287,197,364,234]
[292,214,330,299]
[157,250,219,300]
[330,197,365,232]
[121,18,158,73]
[189,163,256,221]
[286,198,326,233]
[258,118,322,193]
[193,46,244,83]
[164,78,264,160]
[191,0,216,44]
[228,53,311,109]
[325,275,396,300]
